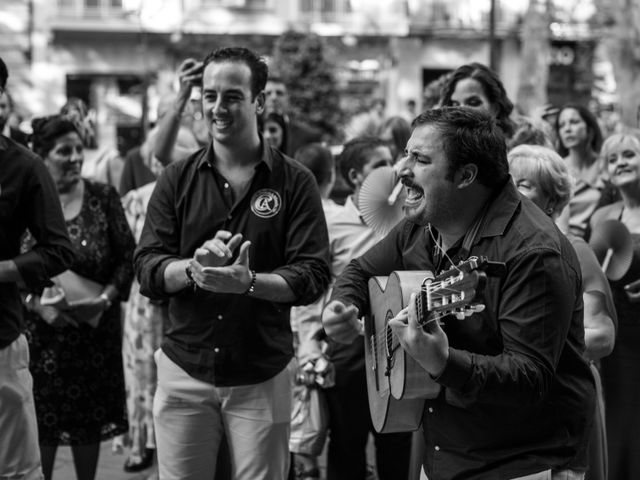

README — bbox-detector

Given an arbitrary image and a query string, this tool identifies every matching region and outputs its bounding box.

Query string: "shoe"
[295,467,320,480]
[123,448,155,473]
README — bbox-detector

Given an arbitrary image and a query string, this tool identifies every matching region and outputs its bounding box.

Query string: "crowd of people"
[0,43,639,480]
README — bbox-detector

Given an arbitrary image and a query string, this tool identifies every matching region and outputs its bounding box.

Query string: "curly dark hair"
[411,107,509,190]
[440,63,515,138]
[31,115,80,159]
[202,47,268,100]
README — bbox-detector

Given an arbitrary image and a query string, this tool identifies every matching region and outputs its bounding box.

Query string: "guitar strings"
[428,224,463,275]
[371,275,468,346]
[373,310,449,357]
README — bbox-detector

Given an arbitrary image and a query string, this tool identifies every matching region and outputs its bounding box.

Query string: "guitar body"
[364,258,493,434]
[365,273,435,433]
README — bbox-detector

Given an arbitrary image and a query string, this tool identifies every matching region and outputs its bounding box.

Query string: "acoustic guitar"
[364,256,490,433]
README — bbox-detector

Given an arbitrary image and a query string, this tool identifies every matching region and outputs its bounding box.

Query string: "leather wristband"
[185,263,196,290]
[243,270,257,295]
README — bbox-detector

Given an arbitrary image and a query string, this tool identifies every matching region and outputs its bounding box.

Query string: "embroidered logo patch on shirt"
[250,189,281,218]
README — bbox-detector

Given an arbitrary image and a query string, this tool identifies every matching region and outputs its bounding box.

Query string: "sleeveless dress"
[599,227,640,478]
[24,180,135,444]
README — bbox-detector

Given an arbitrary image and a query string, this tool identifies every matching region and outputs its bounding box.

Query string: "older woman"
[22,116,134,480]
[440,62,516,138]
[508,144,616,480]
[590,132,640,480]
[554,104,618,240]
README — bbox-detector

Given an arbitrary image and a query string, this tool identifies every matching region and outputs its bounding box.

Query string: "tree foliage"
[270,30,343,138]
[592,0,640,127]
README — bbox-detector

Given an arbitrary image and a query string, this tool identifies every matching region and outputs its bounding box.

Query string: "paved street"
[52,442,157,480]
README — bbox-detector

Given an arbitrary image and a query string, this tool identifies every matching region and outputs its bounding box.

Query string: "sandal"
[123,448,155,473]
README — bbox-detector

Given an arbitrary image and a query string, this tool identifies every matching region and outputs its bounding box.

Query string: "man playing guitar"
[322,107,595,480]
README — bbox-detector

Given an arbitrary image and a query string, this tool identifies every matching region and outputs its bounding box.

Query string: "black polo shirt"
[332,179,595,479]
[135,139,331,386]
[0,135,75,347]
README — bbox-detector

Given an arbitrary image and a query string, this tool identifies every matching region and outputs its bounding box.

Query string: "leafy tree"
[592,0,640,127]
[271,30,343,139]
[515,0,552,115]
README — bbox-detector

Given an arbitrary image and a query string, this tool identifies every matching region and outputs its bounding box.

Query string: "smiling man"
[322,107,595,480]
[134,47,331,479]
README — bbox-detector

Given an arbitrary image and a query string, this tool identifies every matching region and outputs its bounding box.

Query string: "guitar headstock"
[416,256,495,328]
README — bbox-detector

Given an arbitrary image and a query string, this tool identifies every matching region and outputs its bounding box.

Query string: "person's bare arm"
[152,58,203,166]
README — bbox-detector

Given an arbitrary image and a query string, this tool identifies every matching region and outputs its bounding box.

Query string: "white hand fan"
[357,166,406,237]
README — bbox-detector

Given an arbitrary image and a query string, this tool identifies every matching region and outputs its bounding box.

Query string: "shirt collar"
[344,195,367,225]
[197,135,274,171]
[476,177,521,240]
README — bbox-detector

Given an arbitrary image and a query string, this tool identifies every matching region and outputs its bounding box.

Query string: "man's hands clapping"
[189,230,253,294]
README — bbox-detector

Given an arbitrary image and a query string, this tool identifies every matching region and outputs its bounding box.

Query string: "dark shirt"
[287,119,323,157]
[135,140,331,387]
[0,135,75,347]
[332,180,595,480]
[119,146,156,197]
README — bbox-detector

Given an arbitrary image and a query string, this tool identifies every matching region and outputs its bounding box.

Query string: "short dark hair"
[202,47,268,99]
[31,115,80,159]
[440,63,515,138]
[338,136,387,189]
[294,143,334,187]
[554,103,603,157]
[0,56,8,90]
[411,107,509,190]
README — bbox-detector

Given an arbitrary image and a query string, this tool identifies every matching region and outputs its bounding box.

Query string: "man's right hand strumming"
[321,299,363,344]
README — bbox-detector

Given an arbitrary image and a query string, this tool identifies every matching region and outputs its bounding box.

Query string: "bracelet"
[185,263,196,290]
[99,293,112,310]
[243,270,257,295]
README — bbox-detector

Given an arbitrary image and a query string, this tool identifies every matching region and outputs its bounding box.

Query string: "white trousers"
[153,348,292,480]
[511,469,585,480]
[0,334,43,480]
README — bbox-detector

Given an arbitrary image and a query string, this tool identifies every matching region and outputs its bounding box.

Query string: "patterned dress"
[120,181,167,460]
[24,180,135,445]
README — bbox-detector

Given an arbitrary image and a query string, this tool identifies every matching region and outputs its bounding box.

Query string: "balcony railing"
[407,0,522,32]
[56,0,126,19]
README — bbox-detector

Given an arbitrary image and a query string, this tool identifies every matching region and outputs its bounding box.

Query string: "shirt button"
[217,315,223,320]
[214,347,220,353]
[224,182,229,189]
[428,407,434,413]
[434,446,440,451]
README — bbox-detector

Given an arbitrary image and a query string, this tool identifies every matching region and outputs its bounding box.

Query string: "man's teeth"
[405,185,423,200]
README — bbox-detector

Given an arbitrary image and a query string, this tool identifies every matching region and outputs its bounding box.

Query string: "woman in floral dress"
[23,116,134,480]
